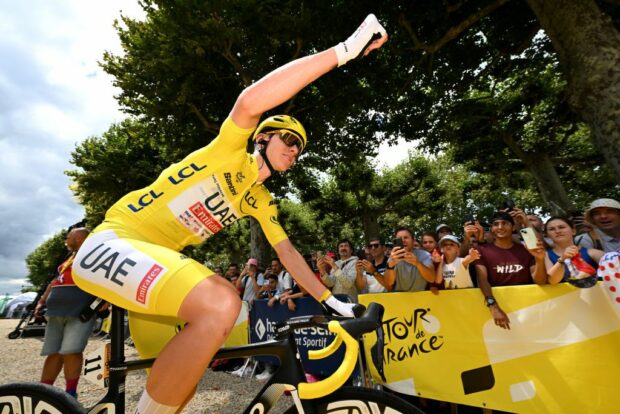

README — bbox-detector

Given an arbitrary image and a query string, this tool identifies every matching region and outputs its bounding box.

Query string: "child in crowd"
[434,235,480,290]
[259,274,280,301]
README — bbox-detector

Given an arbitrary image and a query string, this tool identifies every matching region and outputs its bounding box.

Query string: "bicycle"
[0,302,422,413]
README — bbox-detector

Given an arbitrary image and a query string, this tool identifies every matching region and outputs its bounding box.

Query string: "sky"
[0,2,414,296]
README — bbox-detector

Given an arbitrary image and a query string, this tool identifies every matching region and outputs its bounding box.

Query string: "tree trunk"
[502,134,574,215]
[361,213,381,243]
[249,217,271,269]
[522,153,576,215]
[527,0,620,182]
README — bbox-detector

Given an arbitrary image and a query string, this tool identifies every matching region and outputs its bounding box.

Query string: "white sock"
[134,389,180,414]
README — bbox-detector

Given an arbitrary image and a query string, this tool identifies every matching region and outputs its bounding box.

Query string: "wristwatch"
[386,263,395,270]
[485,296,497,307]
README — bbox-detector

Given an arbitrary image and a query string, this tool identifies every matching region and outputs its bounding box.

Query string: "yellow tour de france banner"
[359,283,620,414]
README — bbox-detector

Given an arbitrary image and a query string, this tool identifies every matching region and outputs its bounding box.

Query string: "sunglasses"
[368,243,381,248]
[270,130,304,152]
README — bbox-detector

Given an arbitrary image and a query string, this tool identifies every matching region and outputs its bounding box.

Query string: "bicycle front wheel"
[0,382,85,414]
[284,386,423,414]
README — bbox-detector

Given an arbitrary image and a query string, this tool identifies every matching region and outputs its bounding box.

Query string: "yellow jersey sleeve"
[244,186,289,247]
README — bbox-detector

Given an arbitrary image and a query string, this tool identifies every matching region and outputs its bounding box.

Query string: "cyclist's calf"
[144,276,241,408]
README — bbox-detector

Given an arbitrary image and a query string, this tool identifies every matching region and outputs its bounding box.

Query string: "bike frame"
[88,306,326,414]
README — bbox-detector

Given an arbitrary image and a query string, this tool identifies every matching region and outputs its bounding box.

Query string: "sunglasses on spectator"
[270,130,304,152]
[368,243,381,248]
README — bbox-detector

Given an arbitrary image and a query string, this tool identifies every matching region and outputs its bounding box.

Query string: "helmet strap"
[258,138,277,177]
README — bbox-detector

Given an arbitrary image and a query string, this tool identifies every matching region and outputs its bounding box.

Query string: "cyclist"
[73,14,387,414]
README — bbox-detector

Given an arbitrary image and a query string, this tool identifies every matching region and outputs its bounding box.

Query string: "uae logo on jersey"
[168,176,239,240]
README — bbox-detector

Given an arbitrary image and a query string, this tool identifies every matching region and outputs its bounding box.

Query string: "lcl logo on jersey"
[239,190,259,214]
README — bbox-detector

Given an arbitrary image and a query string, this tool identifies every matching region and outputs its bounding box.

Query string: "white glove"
[324,295,357,317]
[334,13,387,67]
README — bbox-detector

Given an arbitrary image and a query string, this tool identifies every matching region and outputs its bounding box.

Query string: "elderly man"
[577,198,620,253]
[319,239,360,302]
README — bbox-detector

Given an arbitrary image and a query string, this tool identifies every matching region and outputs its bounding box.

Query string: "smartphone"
[465,214,476,225]
[500,199,515,212]
[520,227,538,249]
[392,237,404,248]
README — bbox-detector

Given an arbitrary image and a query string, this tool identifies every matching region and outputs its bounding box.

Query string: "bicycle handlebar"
[295,302,384,399]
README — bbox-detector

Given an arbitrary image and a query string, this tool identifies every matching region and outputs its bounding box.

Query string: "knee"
[180,282,241,331]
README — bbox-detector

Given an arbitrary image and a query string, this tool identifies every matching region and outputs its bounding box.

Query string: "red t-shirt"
[475,243,534,286]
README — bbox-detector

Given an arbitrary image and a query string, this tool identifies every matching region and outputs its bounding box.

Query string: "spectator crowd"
[219,197,620,331]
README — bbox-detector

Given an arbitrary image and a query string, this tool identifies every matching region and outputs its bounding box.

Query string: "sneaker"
[255,369,273,381]
[229,366,246,377]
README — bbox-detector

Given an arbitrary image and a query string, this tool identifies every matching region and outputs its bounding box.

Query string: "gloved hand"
[321,294,365,318]
[334,13,388,67]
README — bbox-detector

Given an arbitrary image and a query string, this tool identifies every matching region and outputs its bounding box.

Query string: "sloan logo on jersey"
[168,175,239,240]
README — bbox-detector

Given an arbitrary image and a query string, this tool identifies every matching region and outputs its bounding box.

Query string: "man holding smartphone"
[384,227,435,292]
[474,211,547,330]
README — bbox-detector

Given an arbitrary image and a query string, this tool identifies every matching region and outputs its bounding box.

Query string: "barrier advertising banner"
[359,283,620,413]
[250,298,346,377]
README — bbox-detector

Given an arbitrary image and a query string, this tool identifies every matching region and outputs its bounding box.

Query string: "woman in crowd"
[543,217,604,284]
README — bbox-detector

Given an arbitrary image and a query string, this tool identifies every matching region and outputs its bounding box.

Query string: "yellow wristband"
[319,290,332,302]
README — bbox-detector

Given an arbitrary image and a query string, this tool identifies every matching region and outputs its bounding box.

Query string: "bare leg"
[145,276,241,406]
[41,354,63,383]
[62,353,83,380]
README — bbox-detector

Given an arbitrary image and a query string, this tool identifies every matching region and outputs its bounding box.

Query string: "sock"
[65,377,79,397]
[41,379,54,385]
[135,389,180,414]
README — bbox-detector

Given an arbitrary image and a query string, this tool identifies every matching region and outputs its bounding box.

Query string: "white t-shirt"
[442,257,474,289]
[276,270,293,293]
[241,273,265,302]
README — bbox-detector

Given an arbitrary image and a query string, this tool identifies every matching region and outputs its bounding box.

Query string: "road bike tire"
[284,386,424,414]
[0,382,85,414]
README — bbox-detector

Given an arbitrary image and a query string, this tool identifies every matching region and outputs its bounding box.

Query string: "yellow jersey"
[97,117,288,250]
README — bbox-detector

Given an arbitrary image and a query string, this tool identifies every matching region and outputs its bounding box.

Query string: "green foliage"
[56,0,617,269]
[25,231,68,288]
[67,119,168,225]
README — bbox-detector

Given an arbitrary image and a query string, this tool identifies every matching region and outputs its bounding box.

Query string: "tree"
[527,0,620,181]
[67,119,168,225]
[25,231,68,288]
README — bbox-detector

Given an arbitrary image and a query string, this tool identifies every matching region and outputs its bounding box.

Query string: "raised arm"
[230,14,388,129]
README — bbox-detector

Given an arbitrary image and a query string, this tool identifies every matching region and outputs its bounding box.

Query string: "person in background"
[384,227,435,292]
[576,198,620,253]
[474,211,547,330]
[435,224,454,241]
[433,235,479,291]
[544,217,603,284]
[35,228,95,398]
[225,263,240,285]
[236,258,264,304]
[270,258,293,296]
[319,239,360,302]
[421,232,438,256]
[355,237,390,293]
[258,274,280,300]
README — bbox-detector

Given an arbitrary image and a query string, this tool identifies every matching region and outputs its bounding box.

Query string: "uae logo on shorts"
[136,264,164,304]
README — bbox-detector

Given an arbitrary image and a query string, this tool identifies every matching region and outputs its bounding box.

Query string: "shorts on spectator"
[41,316,96,356]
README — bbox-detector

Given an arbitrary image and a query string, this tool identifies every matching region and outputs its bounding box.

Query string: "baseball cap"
[436,224,452,233]
[584,198,620,223]
[246,258,258,266]
[439,235,461,247]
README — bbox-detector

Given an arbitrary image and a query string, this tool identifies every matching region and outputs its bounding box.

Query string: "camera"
[465,214,476,225]
[392,237,404,248]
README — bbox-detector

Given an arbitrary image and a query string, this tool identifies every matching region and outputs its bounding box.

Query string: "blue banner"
[249,296,350,377]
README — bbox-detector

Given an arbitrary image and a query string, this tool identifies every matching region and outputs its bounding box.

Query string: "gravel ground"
[0,319,292,413]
